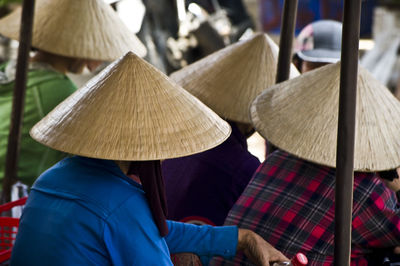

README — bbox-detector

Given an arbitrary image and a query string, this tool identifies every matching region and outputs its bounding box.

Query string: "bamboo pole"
[276,0,298,83]
[2,0,36,203]
[334,0,362,265]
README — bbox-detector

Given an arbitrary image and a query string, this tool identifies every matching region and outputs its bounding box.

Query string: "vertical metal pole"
[2,0,36,203]
[276,0,298,83]
[334,0,362,265]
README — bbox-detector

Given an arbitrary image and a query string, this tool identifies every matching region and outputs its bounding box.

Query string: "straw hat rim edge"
[29,122,232,162]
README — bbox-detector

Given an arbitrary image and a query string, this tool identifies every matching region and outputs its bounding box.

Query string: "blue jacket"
[11,156,237,265]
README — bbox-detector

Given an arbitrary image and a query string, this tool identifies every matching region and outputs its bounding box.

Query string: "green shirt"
[0,62,77,187]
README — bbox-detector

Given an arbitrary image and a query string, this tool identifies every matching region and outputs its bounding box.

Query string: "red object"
[0,197,27,262]
[292,252,308,266]
[180,216,216,226]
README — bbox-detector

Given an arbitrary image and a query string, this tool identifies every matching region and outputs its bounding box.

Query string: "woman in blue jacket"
[11,51,287,266]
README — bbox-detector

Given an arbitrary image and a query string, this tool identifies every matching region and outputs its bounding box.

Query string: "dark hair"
[128,160,169,237]
[292,53,303,71]
[378,169,398,181]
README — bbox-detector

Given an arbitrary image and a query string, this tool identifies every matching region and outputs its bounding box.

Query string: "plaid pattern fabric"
[213,150,400,266]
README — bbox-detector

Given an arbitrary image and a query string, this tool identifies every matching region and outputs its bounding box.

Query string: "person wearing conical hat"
[11,52,288,265]
[0,0,146,189]
[161,33,299,226]
[217,63,400,265]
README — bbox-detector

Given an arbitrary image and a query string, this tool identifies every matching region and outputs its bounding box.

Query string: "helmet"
[295,20,342,63]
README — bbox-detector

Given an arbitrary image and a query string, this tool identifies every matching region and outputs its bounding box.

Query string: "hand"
[237,229,288,266]
[171,253,202,266]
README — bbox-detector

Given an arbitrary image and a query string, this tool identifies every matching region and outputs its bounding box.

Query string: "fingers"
[270,250,289,262]
[259,237,288,262]
[253,234,288,266]
[264,246,289,266]
[237,228,288,266]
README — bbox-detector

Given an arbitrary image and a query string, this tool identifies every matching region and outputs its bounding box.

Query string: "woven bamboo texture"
[170,33,300,123]
[0,0,146,60]
[251,62,400,171]
[30,52,231,161]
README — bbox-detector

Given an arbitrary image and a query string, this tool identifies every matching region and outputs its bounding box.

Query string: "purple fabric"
[162,123,261,226]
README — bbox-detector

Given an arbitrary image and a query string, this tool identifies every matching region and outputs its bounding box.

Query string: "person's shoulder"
[28,64,76,89]
[33,157,145,216]
[28,69,71,83]
[259,149,293,169]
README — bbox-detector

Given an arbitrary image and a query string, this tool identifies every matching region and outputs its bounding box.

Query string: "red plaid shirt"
[213,150,400,266]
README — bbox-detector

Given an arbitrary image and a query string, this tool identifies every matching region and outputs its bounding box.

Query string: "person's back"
[12,52,289,266]
[162,122,260,225]
[11,156,173,265]
[0,61,77,186]
[163,34,298,226]
[216,149,400,265]
[217,59,400,265]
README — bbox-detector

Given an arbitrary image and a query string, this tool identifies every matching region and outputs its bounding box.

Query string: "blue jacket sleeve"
[103,194,237,265]
[165,220,238,258]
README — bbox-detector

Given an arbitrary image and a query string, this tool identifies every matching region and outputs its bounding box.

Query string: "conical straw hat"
[251,62,400,171]
[30,51,231,161]
[0,0,146,60]
[170,33,300,123]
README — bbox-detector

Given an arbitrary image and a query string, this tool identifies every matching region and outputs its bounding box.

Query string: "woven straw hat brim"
[30,51,231,161]
[251,62,400,172]
[170,33,300,123]
[0,0,146,60]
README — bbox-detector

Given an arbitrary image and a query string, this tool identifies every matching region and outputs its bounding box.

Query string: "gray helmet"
[295,20,342,63]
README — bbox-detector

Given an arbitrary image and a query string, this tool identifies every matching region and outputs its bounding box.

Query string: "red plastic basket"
[0,197,27,262]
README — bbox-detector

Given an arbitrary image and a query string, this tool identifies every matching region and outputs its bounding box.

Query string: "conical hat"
[170,33,300,123]
[0,0,146,60]
[251,62,400,171]
[30,52,231,161]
